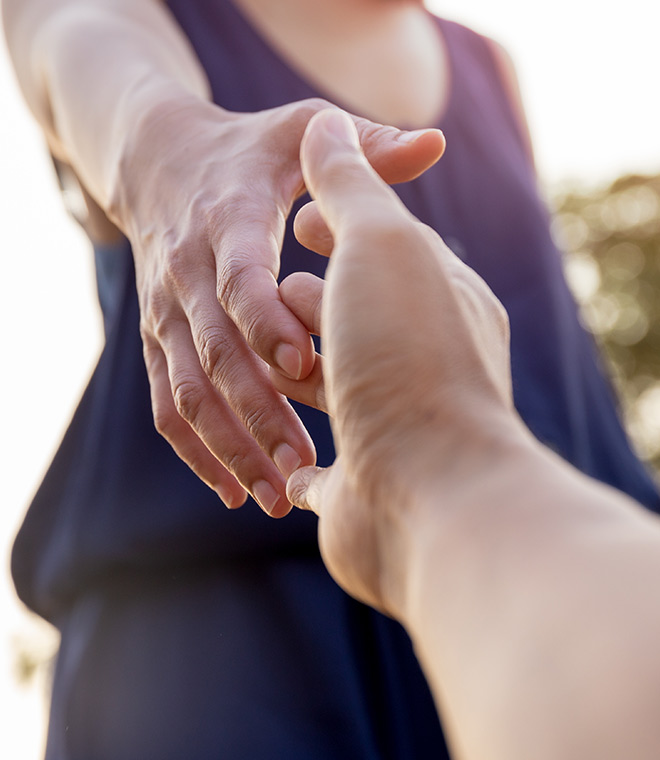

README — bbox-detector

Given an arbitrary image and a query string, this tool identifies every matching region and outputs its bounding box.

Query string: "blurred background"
[1,0,659,755]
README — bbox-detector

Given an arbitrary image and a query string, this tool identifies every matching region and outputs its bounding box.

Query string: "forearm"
[403,434,660,759]
[2,0,211,213]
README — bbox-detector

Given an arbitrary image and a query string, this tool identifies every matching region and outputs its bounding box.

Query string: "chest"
[220,0,449,128]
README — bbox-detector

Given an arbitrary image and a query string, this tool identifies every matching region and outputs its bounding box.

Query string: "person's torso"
[12,0,659,620]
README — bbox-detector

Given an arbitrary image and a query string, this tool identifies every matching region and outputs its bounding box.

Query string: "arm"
[2,0,445,514]
[2,0,210,196]
[282,108,660,759]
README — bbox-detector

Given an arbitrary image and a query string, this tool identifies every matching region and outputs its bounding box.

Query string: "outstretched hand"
[116,96,445,517]
[275,109,514,616]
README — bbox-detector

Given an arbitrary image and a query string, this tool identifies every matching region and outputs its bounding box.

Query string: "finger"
[300,109,415,243]
[153,315,314,519]
[286,465,331,515]
[209,106,442,386]
[279,272,324,336]
[280,98,444,191]
[294,200,334,257]
[353,116,446,185]
[295,122,445,256]
[272,272,326,410]
[211,199,316,381]
[179,278,317,467]
[270,355,327,413]
[142,332,248,509]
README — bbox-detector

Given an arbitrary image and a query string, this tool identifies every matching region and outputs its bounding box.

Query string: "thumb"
[286,465,330,515]
[300,109,413,243]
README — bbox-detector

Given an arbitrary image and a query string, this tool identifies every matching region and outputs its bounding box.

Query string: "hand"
[111,95,446,516]
[276,109,514,615]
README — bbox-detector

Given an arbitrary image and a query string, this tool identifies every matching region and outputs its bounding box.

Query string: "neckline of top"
[223,0,454,130]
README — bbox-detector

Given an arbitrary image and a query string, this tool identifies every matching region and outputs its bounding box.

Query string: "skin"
[2,0,445,515]
[279,108,660,760]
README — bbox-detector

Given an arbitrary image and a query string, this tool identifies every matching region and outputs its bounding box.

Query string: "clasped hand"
[113,95,445,516]
[273,109,515,619]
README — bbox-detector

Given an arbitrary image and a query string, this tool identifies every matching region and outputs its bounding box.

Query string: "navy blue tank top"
[13,2,659,620]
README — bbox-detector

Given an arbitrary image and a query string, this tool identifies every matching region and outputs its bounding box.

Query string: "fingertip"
[279,272,324,338]
[305,108,360,149]
[218,487,248,510]
[252,479,283,517]
[273,330,315,380]
[396,127,445,151]
[359,123,446,184]
[392,128,446,177]
[273,442,302,479]
[274,342,303,380]
[286,466,324,515]
[268,500,294,520]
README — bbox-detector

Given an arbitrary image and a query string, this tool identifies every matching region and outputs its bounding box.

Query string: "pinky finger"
[143,335,248,509]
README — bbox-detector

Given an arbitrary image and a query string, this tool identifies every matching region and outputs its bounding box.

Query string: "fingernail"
[274,443,302,478]
[397,128,434,144]
[319,109,359,146]
[253,480,282,516]
[275,343,303,380]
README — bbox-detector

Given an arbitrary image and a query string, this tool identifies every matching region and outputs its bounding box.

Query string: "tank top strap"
[434,17,530,157]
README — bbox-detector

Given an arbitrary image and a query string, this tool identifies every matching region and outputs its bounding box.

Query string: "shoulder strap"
[484,37,537,171]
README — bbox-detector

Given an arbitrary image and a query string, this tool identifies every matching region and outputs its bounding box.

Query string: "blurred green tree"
[553,174,660,477]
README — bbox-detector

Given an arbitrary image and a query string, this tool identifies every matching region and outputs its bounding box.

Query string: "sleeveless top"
[13,1,660,621]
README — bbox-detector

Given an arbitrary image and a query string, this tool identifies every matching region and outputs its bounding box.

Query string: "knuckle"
[242,403,273,442]
[216,253,254,315]
[143,292,170,341]
[241,300,274,354]
[171,376,206,424]
[140,320,155,348]
[196,322,240,385]
[162,243,193,289]
[206,190,241,232]
[138,266,190,343]
[206,193,245,254]
[224,449,251,481]
[353,119,394,150]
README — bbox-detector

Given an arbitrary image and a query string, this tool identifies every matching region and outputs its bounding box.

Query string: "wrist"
[24,2,215,225]
[387,415,536,625]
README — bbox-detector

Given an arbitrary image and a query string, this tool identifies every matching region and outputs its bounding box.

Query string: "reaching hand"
[276,108,513,615]
[113,95,445,517]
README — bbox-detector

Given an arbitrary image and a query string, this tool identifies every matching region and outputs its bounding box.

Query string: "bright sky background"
[1,0,659,756]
